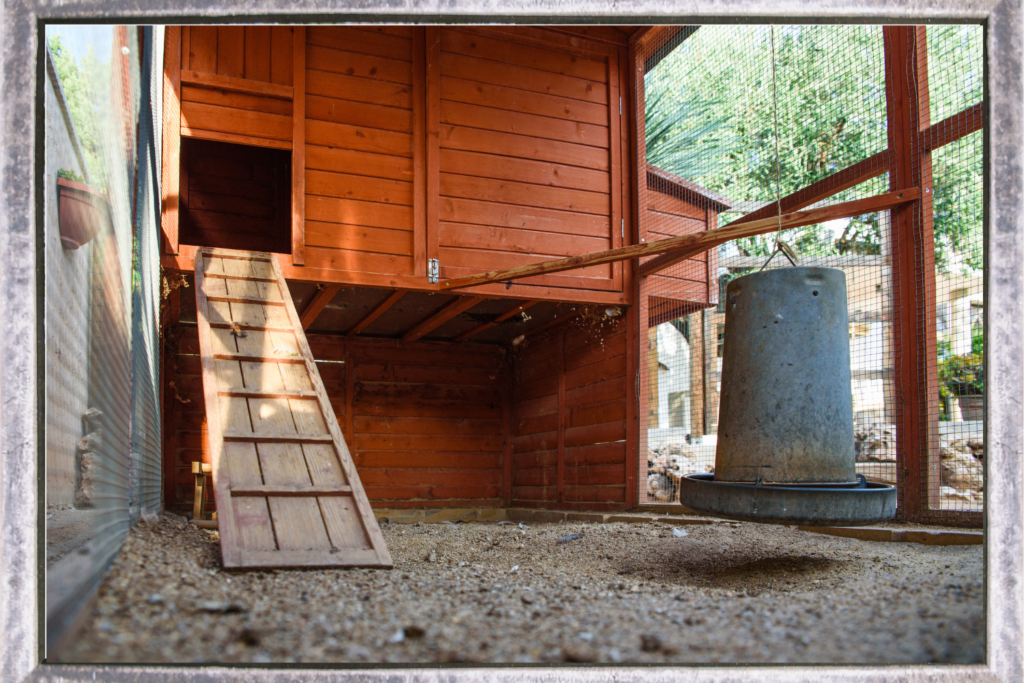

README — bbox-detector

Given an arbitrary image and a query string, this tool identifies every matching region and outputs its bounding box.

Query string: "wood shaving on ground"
[55,512,983,665]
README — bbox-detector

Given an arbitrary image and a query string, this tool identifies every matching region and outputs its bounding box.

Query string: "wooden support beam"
[222,432,334,444]
[641,151,889,276]
[884,26,939,521]
[219,389,317,399]
[161,26,182,255]
[624,277,640,508]
[163,246,629,306]
[203,273,276,283]
[442,189,919,290]
[180,69,294,99]
[452,301,538,343]
[637,188,918,278]
[209,322,292,333]
[192,461,210,521]
[206,296,285,306]
[425,28,441,267]
[291,26,306,265]
[230,485,352,497]
[347,290,405,336]
[299,284,341,330]
[344,346,354,441]
[401,296,484,344]
[557,330,566,503]
[412,28,427,278]
[922,101,984,151]
[502,358,514,507]
[213,353,305,364]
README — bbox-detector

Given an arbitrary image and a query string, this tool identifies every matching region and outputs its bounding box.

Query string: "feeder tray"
[678,266,896,526]
[678,473,897,526]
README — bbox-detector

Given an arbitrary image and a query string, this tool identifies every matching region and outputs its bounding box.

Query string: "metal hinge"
[621,218,624,239]
[428,258,439,284]
[619,97,622,116]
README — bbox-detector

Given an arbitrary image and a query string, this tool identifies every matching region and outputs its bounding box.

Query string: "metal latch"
[428,258,439,284]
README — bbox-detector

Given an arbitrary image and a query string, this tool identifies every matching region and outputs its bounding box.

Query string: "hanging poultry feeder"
[678,266,896,526]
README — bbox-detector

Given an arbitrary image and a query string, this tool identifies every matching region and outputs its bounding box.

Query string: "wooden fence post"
[884,26,940,521]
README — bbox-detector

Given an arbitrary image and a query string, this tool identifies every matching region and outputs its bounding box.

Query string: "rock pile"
[75,407,104,508]
[939,439,984,507]
[646,444,714,503]
[854,415,896,462]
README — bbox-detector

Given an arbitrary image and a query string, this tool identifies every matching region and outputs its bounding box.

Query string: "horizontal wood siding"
[181,27,294,147]
[510,314,629,510]
[642,186,714,307]
[166,26,635,305]
[303,27,417,277]
[164,326,506,513]
[437,28,621,294]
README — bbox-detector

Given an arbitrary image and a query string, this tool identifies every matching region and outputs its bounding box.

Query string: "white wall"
[44,50,93,508]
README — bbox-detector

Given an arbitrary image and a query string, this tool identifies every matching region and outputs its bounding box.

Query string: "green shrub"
[57,168,85,183]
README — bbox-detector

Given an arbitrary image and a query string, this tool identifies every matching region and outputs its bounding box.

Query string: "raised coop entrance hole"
[179,137,292,255]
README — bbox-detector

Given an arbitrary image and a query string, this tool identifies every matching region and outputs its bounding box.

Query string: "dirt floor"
[46,508,101,566]
[55,511,984,665]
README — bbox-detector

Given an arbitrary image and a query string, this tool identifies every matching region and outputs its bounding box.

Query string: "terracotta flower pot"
[57,176,109,249]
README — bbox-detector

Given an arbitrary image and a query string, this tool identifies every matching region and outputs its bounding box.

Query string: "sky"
[46,25,113,66]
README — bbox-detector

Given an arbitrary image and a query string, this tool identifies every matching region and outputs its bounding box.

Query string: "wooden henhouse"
[157,25,751,532]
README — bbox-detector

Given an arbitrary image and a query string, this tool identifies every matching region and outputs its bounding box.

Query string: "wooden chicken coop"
[158,24,933,519]
[157,24,736,516]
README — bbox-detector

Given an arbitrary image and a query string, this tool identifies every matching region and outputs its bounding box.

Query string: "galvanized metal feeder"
[678,266,897,525]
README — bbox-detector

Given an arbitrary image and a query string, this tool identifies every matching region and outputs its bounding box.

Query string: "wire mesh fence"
[44,25,164,647]
[635,24,984,522]
[923,27,985,517]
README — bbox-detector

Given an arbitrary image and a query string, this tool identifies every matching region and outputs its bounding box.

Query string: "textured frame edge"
[1,1,1019,683]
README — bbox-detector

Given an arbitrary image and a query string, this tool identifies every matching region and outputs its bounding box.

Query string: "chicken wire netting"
[923,26,985,517]
[45,25,165,647]
[635,25,984,521]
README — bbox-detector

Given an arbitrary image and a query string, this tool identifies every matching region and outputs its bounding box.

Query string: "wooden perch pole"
[439,189,919,291]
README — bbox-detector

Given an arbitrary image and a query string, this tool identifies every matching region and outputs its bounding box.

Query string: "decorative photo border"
[1,1,1018,681]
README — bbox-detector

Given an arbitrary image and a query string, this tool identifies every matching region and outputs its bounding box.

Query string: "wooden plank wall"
[510,314,629,510]
[436,28,623,295]
[643,184,717,313]
[167,26,638,305]
[163,326,506,512]
[302,26,418,278]
[179,26,294,148]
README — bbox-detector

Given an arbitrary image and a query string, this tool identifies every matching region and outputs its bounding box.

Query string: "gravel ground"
[56,511,983,665]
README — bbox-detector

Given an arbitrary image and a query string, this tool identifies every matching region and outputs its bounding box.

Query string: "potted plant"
[939,346,984,421]
[56,169,108,249]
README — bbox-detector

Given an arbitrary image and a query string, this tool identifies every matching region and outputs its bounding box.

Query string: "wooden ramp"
[193,248,391,569]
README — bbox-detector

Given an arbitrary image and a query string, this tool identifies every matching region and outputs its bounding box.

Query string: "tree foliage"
[48,34,109,191]
[645,25,983,274]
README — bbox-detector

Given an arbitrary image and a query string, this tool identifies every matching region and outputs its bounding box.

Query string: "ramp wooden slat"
[194,247,392,569]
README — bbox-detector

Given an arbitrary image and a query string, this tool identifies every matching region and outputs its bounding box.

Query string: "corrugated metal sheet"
[45,25,164,650]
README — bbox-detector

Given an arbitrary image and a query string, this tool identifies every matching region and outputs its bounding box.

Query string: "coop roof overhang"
[640,26,700,72]
[646,163,732,213]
